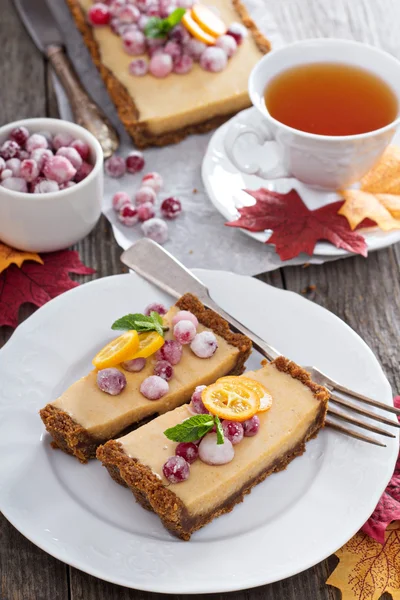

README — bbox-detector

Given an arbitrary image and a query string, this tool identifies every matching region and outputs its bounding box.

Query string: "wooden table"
[1,0,399,597]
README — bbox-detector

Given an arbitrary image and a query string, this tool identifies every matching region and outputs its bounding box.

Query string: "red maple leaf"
[361,395,400,544]
[0,250,95,328]
[225,188,373,261]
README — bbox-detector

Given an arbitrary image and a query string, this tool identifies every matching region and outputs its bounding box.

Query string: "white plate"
[0,271,397,594]
[202,107,400,257]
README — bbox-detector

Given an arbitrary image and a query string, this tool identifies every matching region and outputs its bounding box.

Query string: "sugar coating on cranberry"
[170,23,190,44]
[135,186,156,205]
[173,320,197,345]
[56,146,83,170]
[140,375,169,400]
[185,38,206,60]
[0,140,20,160]
[109,0,126,15]
[142,171,163,192]
[117,4,140,22]
[59,181,77,190]
[164,40,182,59]
[227,22,247,45]
[25,134,48,153]
[112,191,131,212]
[163,455,190,483]
[222,420,244,445]
[44,156,76,183]
[137,14,150,30]
[9,126,29,147]
[123,30,146,55]
[129,58,149,76]
[137,201,155,222]
[75,161,93,183]
[20,159,39,182]
[52,132,74,151]
[190,331,218,358]
[200,46,227,72]
[189,385,209,414]
[176,442,199,464]
[173,54,193,74]
[1,177,28,192]
[88,2,111,25]
[149,53,173,78]
[199,433,234,465]
[70,139,90,160]
[30,148,53,171]
[141,218,169,244]
[125,150,145,174]
[97,367,126,395]
[118,203,139,226]
[243,415,260,437]
[33,179,59,193]
[122,357,146,372]
[144,302,167,316]
[154,359,173,381]
[216,34,237,58]
[161,196,182,219]
[156,339,182,365]
[0,157,6,173]
[5,158,21,177]
[1,169,12,180]
[172,310,198,328]
[105,155,126,178]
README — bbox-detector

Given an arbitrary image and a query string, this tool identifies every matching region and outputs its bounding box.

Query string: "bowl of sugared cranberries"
[0,118,103,252]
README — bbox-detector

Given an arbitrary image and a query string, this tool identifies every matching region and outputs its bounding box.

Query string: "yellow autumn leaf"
[326,521,400,600]
[0,241,43,275]
[360,146,400,194]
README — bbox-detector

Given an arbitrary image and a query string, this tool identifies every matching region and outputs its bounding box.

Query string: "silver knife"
[121,239,281,361]
[14,0,119,158]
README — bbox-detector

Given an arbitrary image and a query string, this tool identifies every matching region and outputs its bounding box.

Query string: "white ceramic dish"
[202,107,400,257]
[0,271,397,593]
[0,118,103,252]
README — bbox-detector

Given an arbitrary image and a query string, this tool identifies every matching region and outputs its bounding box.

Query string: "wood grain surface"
[1,0,399,598]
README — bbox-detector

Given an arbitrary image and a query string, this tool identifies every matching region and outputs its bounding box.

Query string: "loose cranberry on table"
[141,217,169,244]
[140,374,169,399]
[129,58,149,76]
[135,185,156,205]
[122,30,146,55]
[226,22,247,45]
[144,302,167,316]
[137,201,155,221]
[199,433,234,465]
[172,310,198,328]
[112,190,131,212]
[164,41,182,59]
[88,2,111,25]
[163,455,190,483]
[156,339,182,365]
[173,54,193,75]
[149,53,173,78]
[118,4,140,23]
[126,150,145,173]
[200,47,228,73]
[97,368,127,395]
[154,359,174,381]
[176,442,199,464]
[161,197,182,219]
[173,319,197,344]
[185,38,207,61]
[189,385,209,414]
[142,171,163,192]
[122,357,147,372]
[243,415,260,437]
[105,155,126,178]
[216,34,237,58]
[118,203,139,226]
[190,331,218,358]
[222,420,244,445]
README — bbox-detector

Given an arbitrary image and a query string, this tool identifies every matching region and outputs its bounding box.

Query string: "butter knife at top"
[13,0,119,157]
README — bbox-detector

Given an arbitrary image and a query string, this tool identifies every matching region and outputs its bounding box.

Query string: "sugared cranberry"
[226,22,247,45]
[144,302,167,316]
[198,433,234,465]
[122,30,146,55]
[173,54,193,74]
[112,191,131,212]
[146,2,161,16]
[9,126,29,147]
[163,455,190,483]
[37,130,53,149]
[176,442,198,463]
[118,203,139,226]
[146,37,164,53]
[170,23,190,44]
[33,179,59,193]
[136,0,152,11]
[44,156,76,183]
[75,161,93,183]
[184,38,206,61]
[25,134,48,153]
[0,140,20,160]
[176,0,193,7]
[117,4,140,22]
[109,0,127,16]
[56,146,83,170]
[30,148,53,171]
[154,359,173,381]
[1,169,12,180]
[172,310,198,328]
[156,339,182,365]
[0,157,6,174]
[20,159,39,182]
[52,132,74,151]
[59,181,77,190]
[142,171,163,192]
[189,385,208,414]
[105,155,126,178]
[137,201,155,222]
[190,331,218,358]
[126,150,145,173]
[88,2,111,25]
[164,41,181,59]
[216,34,237,58]
[137,14,150,30]
[159,0,176,17]
[161,196,182,219]
[97,368,127,395]
[1,177,28,192]
[243,415,260,437]
[70,139,90,160]
[5,158,21,177]
[18,150,30,160]
[122,357,146,372]
[173,320,196,344]
[135,186,156,205]
[129,58,149,76]
[141,217,169,244]
[140,375,169,399]
[149,53,173,78]
[200,46,227,72]
[222,420,244,445]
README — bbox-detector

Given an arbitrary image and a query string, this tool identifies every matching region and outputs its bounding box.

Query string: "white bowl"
[0,118,103,252]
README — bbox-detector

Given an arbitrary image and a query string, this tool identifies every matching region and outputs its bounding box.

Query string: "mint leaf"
[144,8,185,38]
[164,414,214,443]
[111,311,167,336]
[214,415,224,445]
[165,7,186,27]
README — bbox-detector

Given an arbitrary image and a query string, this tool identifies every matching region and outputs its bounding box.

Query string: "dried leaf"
[339,190,400,231]
[327,522,400,600]
[360,146,400,194]
[0,241,43,275]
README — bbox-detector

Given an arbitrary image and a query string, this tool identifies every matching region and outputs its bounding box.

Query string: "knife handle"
[46,44,119,158]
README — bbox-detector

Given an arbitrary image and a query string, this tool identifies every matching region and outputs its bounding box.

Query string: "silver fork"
[121,239,400,448]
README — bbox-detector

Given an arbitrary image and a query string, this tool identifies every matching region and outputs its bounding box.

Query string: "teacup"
[224,39,400,190]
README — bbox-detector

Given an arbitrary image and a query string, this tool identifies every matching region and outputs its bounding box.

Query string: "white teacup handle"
[224,121,291,179]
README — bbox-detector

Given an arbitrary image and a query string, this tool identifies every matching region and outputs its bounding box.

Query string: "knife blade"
[14,0,64,52]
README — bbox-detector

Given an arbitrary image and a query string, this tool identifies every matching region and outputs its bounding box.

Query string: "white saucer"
[202,107,400,257]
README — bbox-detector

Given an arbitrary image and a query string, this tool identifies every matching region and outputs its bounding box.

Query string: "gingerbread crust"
[64,0,271,148]
[96,357,329,540]
[39,293,252,464]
